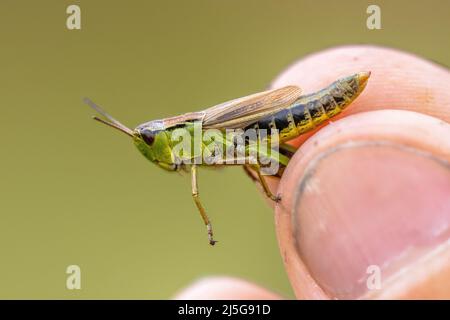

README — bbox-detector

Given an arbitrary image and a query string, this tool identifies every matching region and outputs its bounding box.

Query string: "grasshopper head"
[133,122,178,171]
[85,98,177,171]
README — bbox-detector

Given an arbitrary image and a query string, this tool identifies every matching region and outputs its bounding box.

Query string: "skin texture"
[173,45,450,300]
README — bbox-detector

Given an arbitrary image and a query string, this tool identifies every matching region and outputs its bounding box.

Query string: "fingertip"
[173,276,283,300]
[276,110,450,299]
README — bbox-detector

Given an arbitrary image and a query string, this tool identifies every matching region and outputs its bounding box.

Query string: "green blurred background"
[0,0,448,299]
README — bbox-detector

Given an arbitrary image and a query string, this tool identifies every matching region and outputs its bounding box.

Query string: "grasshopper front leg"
[191,164,217,246]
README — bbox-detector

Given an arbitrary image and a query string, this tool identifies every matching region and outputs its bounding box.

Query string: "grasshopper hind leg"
[191,165,217,246]
[243,143,299,202]
[252,164,281,202]
[279,143,298,159]
[243,157,281,202]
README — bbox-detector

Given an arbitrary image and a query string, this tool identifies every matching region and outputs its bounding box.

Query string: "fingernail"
[292,142,450,299]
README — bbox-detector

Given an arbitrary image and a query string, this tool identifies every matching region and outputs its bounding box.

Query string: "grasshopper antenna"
[83,97,134,137]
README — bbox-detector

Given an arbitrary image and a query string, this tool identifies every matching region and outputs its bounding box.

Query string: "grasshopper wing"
[202,86,302,129]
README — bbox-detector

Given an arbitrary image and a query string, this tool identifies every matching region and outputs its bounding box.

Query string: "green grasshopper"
[85,71,370,245]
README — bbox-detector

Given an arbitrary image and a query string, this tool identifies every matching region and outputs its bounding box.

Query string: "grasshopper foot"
[271,194,282,203]
[207,223,217,246]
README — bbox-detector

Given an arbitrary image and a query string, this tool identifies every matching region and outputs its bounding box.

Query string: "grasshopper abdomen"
[247,72,370,142]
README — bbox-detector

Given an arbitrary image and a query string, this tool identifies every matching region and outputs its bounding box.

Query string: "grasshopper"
[86,71,370,245]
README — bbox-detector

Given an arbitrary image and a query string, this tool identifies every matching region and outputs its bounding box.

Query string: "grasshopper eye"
[140,129,155,146]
